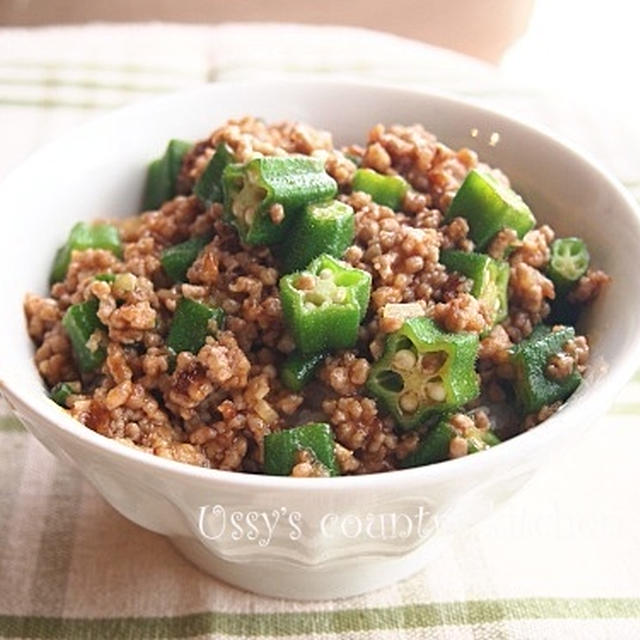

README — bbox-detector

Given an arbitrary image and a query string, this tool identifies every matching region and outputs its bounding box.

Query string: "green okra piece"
[400,420,456,467]
[50,222,122,284]
[94,273,117,283]
[161,235,210,283]
[62,299,107,373]
[166,298,225,355]
[546,237,590,296]
[352,168,408,210]
[222,156,337,245]
[446,170,536,250]
[440,250,510,327]
[280,350,326,392]
[194,142,234,206]
[545,237,595,325]
[49,381,81,407]
[279,254,372,355]
[142,139,192,211]
[264,422,339,476]
[400,415,500,468]
[279,199,355,273]
[509,325,582,414]
[465,424,501,453]
[366,317,479,430]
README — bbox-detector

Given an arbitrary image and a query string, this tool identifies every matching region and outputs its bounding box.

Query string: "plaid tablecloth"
[2,23,640,640]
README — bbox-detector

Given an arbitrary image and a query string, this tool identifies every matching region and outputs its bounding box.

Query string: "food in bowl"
[24,117,610,477]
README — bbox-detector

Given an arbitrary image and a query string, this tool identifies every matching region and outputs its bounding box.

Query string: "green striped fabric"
[1,23,639,640]
[1,598,640,638]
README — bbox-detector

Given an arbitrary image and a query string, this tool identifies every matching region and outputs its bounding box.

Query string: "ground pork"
[24,117,608,475]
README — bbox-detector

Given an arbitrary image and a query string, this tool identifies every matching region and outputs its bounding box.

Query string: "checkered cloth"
[2,23,640,640]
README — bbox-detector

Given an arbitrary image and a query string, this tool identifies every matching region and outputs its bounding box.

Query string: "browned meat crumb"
[546,334,590,380]
[472,409,492,432]
[487,228,518,260]
[568,269,612,304]
[509,225,554,269]
[449,436,469,458]
[378,314,404,334]
[290,449,331,478]
[34,324,78,386]
[364,123,477,210]
[508,262,555,315]
[319,352,370,396]
[345,192,445,312]
[334,442,361,474]
[523,402,563,430]
[24,294,61,343]
[322,396,397,474]
[545,352,576,380]
[433,292,489,334]
[440,217,474,252]
[362,141,392,174]
[479,325,513,364]
[197,333,251,390]
[165,353,214,420]
[564,335,589,374]
[178,116,333,192]
[477,325,515,386]
[442,410,495,458]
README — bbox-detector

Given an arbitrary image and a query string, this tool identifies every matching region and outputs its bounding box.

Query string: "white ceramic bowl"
[1,80,639,600]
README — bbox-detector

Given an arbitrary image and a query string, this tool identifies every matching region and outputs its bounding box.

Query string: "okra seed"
[392,349,417,371]
[425,380,446,402]
[333,288,347,303]
[244,206,256,224]
[305,291,327,306]
[319,268,333,280]
[269,203,285,224]
[399,391,419,413]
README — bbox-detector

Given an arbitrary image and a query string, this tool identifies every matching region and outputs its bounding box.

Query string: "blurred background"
[0,0,637,179]
[1,0,536,63]
[1,0,636,111]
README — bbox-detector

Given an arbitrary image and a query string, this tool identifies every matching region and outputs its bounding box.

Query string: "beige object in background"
[0,0,536,63]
